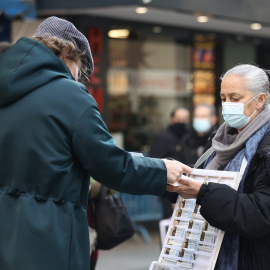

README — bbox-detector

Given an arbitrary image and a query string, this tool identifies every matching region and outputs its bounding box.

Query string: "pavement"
[96,222,162,270]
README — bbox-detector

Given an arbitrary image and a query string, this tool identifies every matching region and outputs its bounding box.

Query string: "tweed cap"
[35,16,94,76]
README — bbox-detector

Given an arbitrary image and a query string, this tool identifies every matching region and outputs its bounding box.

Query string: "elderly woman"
[169,64,270,270]
[0,17,191,270]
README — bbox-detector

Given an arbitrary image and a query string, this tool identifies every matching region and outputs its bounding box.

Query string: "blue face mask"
[222,95,258,129]
[193,119,211,133]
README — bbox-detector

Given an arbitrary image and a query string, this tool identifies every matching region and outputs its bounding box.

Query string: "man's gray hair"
[220,64,270,107]
[194,103,216,116]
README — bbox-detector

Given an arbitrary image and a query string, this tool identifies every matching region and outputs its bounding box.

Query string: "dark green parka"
[0,37,167,270]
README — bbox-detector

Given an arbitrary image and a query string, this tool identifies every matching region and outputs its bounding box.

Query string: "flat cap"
[35,16,94,76]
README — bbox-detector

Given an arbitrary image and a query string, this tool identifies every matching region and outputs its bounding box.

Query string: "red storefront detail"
[87,27,104,114]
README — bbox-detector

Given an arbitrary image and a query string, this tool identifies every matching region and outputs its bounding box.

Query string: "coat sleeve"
[72,100,167,196]
[196,157,270,239]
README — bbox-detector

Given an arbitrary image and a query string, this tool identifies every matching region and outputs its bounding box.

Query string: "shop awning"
[36,0,270,39]
[0,0,36,20]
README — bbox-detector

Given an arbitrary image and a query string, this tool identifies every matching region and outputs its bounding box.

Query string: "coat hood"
[0,37,73,107]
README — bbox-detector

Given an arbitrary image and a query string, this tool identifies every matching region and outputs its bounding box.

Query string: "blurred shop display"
[193,35,216,106]
[87,27,106,114]
[107,36,193,152]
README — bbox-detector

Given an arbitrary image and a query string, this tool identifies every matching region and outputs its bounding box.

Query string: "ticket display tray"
[149,168,242,270]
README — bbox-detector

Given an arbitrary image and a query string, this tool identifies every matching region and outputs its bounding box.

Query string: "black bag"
[94,186,135,250]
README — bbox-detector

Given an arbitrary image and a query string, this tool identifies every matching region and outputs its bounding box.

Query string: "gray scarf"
[206,106,270,170]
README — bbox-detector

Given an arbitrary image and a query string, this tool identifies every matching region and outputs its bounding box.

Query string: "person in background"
[0,41,11,54]
[179,103,218,166]
[149,107,190,161]
[0,16,192,270]
[149,107,190,218]
[168,64,270,270]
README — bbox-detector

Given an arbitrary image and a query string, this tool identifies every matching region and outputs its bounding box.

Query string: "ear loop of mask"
[244,94,258,118]
[245,94,258,106]
[240,94,259,124]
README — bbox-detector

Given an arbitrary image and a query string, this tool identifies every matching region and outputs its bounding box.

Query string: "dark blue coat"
[0,37,167,270]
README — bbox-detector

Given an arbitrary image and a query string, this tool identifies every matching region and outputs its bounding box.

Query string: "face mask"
[169,123,187,138]
[193,119,211,133]
[222,95,258,129]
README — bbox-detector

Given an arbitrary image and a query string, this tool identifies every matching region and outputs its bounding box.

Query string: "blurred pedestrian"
[179,103,218,166]
[0,16,191,270]
[149,107,190,161]
[149,107,190,218]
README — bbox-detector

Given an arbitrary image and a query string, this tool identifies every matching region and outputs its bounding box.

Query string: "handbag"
[94,186,135,250]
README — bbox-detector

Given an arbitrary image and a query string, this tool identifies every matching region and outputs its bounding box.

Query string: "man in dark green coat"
[0,17,191,270]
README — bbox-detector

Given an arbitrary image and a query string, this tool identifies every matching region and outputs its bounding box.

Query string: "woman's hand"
[166,175,202,199]
[162,159,192,186]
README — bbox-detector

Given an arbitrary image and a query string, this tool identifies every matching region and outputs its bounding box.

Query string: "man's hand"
[162,159,192,186]
[166,175,202,199]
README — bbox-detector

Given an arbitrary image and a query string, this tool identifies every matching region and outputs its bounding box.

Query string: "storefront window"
[107,35,193,152]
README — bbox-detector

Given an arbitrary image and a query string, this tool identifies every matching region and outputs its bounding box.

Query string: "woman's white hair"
[220,64,270,108]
